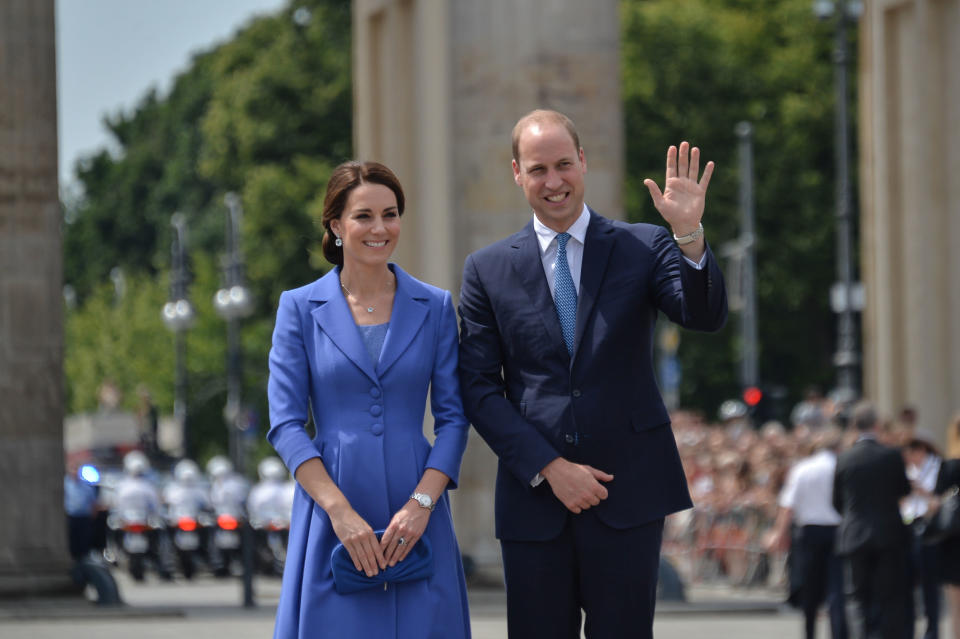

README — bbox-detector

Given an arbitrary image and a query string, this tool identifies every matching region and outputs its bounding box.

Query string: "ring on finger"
[397,537,406,546]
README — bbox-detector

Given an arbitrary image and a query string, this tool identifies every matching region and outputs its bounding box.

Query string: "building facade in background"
[859,0,960,442]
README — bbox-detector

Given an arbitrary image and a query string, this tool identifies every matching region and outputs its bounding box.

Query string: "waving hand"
[643,141,714,237]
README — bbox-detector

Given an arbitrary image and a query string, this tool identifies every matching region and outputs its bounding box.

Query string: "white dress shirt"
[532,205,707,296]
[778,449,842,526]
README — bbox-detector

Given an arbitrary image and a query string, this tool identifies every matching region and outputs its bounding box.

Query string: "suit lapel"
[510,223,567,357]
[377,265,429,377]
[308,268,379,384]
[571,211,615,361]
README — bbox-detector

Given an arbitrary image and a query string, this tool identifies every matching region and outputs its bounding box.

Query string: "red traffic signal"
[743,386,763,407]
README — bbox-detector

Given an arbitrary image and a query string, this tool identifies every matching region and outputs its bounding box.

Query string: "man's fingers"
[699,161,715,191]
[678,141,689,178]
[689,146,700,181]
[643,179,664,207]
[665,145,677,179]
[586,465,614,482]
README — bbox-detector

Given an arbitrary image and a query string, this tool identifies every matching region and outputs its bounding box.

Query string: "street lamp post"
[814,0,864,406]
[214,192,255,608]
[161,213,194,458]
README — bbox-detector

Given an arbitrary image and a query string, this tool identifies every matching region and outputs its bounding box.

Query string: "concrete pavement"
[0,571,951,638]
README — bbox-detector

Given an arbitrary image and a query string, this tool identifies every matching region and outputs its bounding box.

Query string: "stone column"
[858,0,960,445]
[0,0,73,594]
[353,0,623,574]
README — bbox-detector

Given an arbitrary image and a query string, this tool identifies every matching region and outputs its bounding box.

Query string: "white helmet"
[257,456,287,482]
[123,450,150,476]
[206,455,233,480]
[173,459,201,484]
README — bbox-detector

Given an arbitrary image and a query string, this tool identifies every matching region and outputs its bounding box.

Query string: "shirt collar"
[533,204,590,255]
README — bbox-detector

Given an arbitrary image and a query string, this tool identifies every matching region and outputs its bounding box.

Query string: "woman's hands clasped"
[327,504,386,577]
[380,500,431,566]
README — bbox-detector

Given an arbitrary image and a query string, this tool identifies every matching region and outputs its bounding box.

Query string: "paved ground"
[0,571,951,638]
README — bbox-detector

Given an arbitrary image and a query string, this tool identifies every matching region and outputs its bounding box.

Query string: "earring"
[334,236,342,247]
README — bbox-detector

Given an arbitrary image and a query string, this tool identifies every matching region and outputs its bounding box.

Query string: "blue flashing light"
[79,464,101,484]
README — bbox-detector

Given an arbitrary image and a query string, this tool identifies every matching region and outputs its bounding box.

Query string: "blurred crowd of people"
[663,394,960,639]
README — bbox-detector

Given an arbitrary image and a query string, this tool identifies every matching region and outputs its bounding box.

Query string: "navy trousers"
[500,511,664,639]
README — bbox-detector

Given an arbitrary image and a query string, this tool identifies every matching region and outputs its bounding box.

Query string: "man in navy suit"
[458,109,728,638]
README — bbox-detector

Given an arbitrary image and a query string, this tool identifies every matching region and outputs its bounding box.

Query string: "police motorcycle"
[206,456,249,577]
[107,451,171,581]
[162,459,213,580]
[247,457,293,576]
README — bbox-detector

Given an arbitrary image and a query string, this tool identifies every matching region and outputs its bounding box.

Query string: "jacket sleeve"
[267,290,322,475]
[458,253,560,484]
[423,291,470,489]
[649,225,728,332]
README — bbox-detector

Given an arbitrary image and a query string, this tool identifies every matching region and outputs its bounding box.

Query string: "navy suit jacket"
[458,209,728,541]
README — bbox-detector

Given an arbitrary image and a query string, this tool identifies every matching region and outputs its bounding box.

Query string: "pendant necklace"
[341,278,392,314]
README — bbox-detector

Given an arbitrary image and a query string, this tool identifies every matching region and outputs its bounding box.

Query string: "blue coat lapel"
[307,268,379,384]
[510,223,567,359]
[572,211,615,360]
[377,265,429,377]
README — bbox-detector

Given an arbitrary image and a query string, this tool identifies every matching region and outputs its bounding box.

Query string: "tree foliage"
[63,0,351,460]
[622,0,855,419]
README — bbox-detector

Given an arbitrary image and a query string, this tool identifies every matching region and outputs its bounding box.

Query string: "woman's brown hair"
[320,161,406,266]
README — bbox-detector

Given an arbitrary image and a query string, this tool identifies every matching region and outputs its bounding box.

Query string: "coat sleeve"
[423,291,470,489]
[649,225,728,332]
[458,253,560,484]
[267,290,322,475]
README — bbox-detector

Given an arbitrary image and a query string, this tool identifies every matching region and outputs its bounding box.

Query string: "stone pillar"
[0,0,73,594]
[859,0,960,444]
[353,0,623,574]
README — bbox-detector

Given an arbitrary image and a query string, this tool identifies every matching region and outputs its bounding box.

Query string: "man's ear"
[512,159,522,186]
[579,147,587,174]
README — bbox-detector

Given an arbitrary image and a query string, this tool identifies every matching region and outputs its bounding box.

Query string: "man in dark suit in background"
[833,401,912,639]
[457,109,727,639]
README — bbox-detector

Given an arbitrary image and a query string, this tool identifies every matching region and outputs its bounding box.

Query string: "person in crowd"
[458,108,726,639]
[64,457,99,560]
[768,428,848,639]
[833,401,911,639]
[112,450,171,580]
[902,428,943,639]
[206,455,250,515]
[162,459,210,514]
[266,161,470,638]
[932,415,960,639]
[247,456,293,525]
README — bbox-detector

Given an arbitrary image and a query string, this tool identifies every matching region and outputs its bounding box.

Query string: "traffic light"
[743,386,763,408]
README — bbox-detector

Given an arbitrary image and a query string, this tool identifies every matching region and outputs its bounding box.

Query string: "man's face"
[512,122,586,233]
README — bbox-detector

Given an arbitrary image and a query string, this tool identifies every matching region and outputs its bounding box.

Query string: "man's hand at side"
[541,457,614,514]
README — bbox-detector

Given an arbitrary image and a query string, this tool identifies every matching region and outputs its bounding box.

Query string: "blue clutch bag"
[330,530,434,594]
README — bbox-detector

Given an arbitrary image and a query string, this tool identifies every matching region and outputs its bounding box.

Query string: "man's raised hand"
[643,141,714,236]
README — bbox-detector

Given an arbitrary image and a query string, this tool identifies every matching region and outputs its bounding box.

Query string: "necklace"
[340,278,393,314]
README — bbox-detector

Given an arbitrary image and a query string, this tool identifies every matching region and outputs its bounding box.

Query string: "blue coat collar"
[307,264,430,384]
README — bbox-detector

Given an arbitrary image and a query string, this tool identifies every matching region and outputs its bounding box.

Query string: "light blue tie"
[554,232,578,356]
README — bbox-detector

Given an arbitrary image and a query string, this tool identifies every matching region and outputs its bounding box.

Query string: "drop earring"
[334,236,342,247]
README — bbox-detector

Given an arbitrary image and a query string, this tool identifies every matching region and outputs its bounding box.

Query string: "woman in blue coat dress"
[267,161,471,638]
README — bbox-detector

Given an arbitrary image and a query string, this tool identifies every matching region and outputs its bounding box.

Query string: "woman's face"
[330,183,401,269]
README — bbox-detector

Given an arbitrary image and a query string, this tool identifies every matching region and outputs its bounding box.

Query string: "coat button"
[371,423,384,436]
[572,389,582,398]
[564,434,575,443]
[370,404,383,416]
[370,387,381,398]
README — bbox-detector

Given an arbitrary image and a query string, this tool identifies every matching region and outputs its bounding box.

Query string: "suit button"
[371,423,384,436]
[370,405,382,416]
[370,387,381,398]
[565,434,575,444]
[572,389,582,398]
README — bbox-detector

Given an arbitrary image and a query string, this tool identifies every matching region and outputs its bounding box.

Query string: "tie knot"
[556,232,570,251]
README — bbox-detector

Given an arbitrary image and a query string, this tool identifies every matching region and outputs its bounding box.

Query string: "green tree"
[63,0,352,461]
[621,0,854,420]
